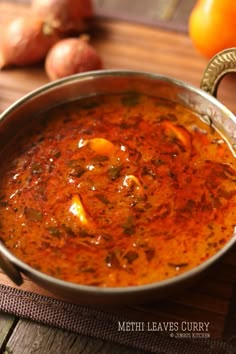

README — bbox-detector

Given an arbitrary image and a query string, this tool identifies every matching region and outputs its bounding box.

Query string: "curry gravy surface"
[0,93,236,287]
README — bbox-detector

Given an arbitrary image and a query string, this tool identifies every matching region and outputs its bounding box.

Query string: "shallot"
[45,37,102,80]
[0,17,59,68]
[31,0,93,34]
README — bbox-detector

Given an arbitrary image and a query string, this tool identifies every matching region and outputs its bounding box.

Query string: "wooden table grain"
[1,1,236,353]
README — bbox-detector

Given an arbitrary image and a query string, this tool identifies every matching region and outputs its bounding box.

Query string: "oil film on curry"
[0,92,236,287]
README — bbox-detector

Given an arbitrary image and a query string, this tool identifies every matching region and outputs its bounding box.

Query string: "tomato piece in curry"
[0,93,236,287]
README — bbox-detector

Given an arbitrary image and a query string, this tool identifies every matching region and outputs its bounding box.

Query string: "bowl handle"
[0,247,23,286]
[200,48,236,97]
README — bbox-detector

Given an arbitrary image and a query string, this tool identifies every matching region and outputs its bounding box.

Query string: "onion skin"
[0,17,60,69]
[45,37,103,80]
[31,0,93,34]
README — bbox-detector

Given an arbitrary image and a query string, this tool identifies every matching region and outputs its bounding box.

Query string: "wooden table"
[1,1,236,353]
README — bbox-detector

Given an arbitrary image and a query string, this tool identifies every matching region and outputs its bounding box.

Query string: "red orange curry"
[0,93,236,287]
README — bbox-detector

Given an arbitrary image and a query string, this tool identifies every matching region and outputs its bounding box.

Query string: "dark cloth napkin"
[0,284,235,354]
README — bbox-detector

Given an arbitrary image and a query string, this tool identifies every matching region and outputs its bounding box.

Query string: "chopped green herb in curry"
[0,93,236,287]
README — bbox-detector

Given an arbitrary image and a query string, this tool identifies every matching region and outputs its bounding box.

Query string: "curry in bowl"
[0,92,235,287]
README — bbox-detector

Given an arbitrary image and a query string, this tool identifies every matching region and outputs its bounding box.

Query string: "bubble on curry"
[0,93,236,287]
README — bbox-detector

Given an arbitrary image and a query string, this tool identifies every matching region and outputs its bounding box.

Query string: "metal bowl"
[0,48,236,305]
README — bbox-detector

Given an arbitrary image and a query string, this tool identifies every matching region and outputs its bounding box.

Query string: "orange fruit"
[189,0,236,59]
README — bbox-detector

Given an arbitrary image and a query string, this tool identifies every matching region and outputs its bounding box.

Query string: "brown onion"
[45,37,103,80]
[31,0,93,34]
[0,17,60,69]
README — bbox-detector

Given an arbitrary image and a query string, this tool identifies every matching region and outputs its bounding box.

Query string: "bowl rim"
[0,68,236,295]
[1,233,236,295]
[1,68,235,121]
